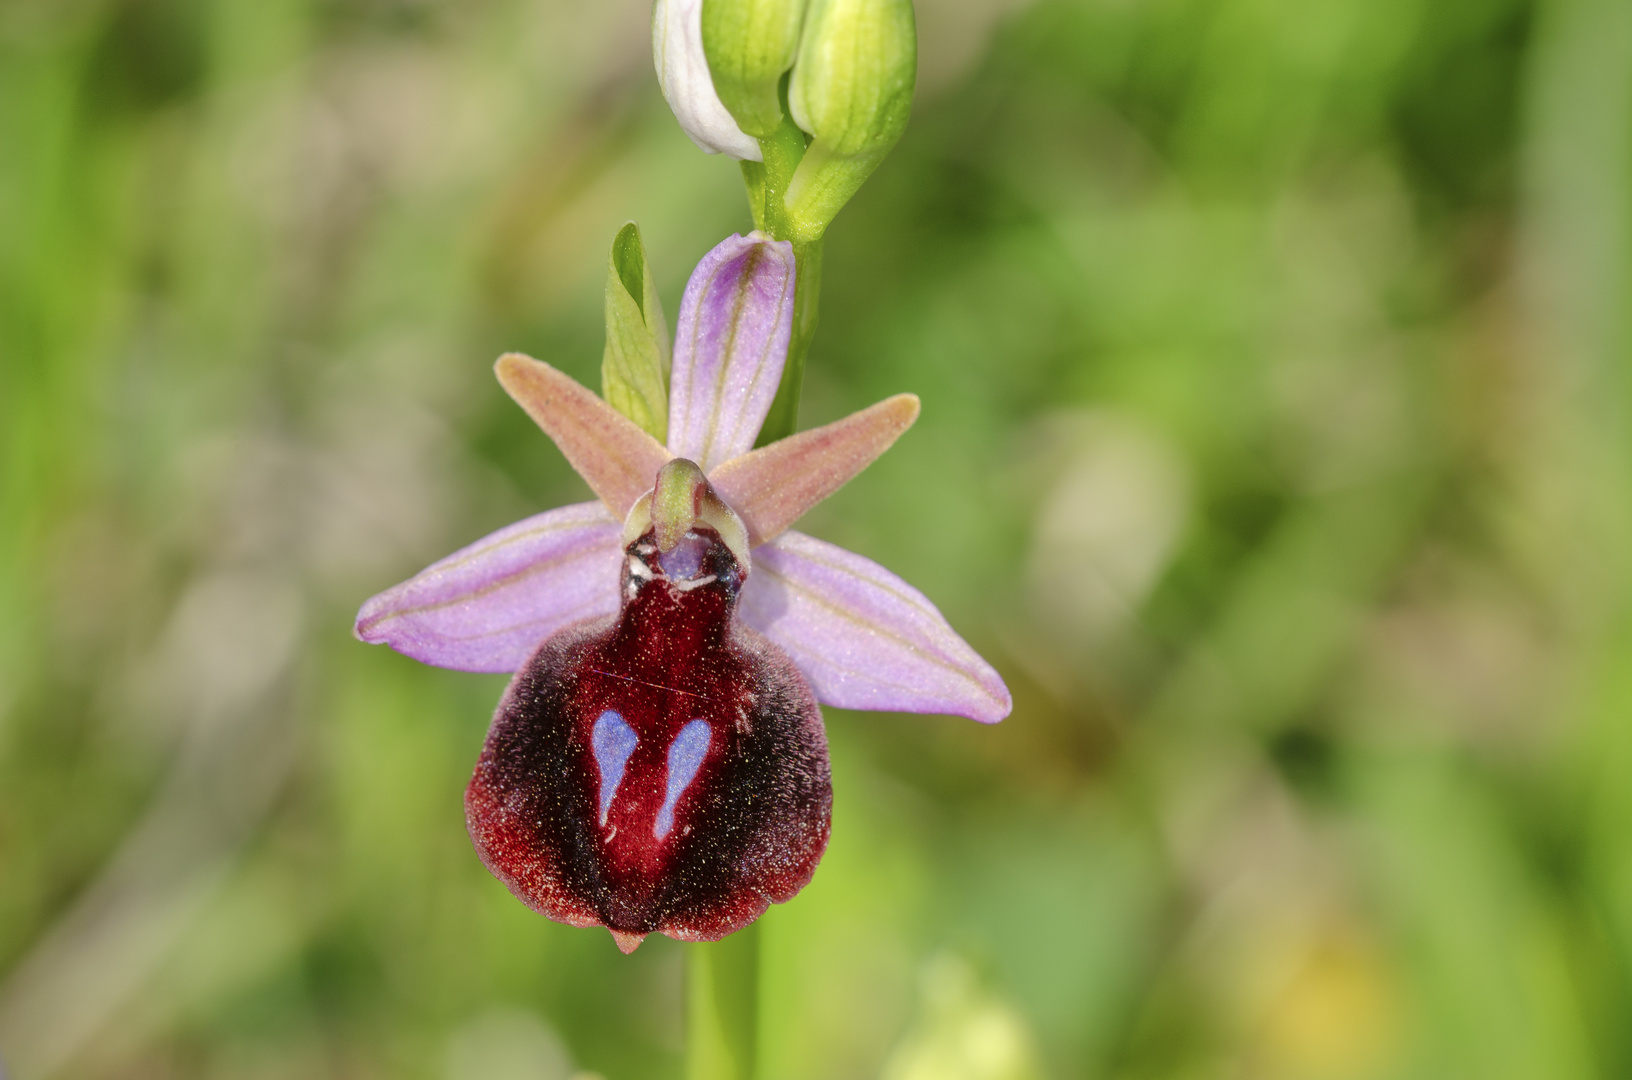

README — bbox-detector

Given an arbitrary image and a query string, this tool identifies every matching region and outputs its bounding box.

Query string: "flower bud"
[653,0,764,160]
[788,0,915,159]
[701,0,809,139]
[782,0,916,240]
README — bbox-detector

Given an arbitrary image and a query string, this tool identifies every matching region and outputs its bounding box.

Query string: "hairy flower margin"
[356,232,1010,726]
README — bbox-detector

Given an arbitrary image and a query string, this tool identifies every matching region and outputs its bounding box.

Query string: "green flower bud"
[782,0,915,240]
[702,0,809,140]
[601,223,671,442]
[788,0,914,158]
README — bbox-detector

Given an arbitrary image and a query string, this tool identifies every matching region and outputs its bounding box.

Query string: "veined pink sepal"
[667,233,796,472]
[741,530,1011,722]
[353,500,622,673]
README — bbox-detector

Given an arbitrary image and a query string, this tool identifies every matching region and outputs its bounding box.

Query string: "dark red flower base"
[466,526,831,951]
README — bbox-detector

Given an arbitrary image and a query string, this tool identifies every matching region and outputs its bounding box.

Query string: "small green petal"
[601,222,672,442]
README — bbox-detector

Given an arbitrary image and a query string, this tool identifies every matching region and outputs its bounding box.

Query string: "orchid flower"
[356,232,1009,952]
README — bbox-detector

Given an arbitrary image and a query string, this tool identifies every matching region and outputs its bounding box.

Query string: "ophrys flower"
[356,232,1009,950]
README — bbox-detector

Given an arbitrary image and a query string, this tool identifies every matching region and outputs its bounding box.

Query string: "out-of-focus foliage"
[2,0,1630,1077]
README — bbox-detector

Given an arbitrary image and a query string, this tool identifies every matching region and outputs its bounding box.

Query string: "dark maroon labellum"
[466,523,831,951]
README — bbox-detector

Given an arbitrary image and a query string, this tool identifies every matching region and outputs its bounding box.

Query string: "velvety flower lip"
[356,232,1011,724]
[466,458,832,951]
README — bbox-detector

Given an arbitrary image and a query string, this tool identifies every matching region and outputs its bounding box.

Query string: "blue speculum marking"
[591,711,638,826]
[659,534,709,580]
[654,720,712,839]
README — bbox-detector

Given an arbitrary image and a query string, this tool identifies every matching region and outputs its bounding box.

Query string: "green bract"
[702,0,808,140]
[601,223,672,442]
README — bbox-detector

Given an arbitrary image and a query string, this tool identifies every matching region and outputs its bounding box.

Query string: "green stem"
[742,96,824,445]
[684,923,761,1080]
[682,85,820,1080]
[741,106,806,235]
[756,237,820,445]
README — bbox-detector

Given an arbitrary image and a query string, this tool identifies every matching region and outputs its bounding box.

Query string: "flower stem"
[742,81,824,446]
[684,923,760,1080]
[757,236,821,444]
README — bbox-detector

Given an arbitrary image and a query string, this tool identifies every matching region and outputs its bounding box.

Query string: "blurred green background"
[4,0,1632,1077]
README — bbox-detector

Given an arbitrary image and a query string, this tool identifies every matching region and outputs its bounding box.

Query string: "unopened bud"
[788,0,914,158]
[702,0,809,139]
[782,0,915,240]
[654,0,763,160]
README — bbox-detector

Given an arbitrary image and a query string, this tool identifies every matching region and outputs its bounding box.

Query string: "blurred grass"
[2,0,1630,1077]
